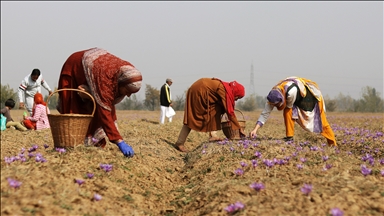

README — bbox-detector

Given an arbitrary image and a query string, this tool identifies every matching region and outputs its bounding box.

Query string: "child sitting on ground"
[23,93,50,130]
[1,98,28,131]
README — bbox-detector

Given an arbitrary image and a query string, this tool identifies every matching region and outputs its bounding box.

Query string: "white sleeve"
[18,78,27,103]
[40,76,52,92]
[286,86,297,108]
[257,102,275,125]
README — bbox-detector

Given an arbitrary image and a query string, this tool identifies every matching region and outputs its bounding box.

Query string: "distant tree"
[44,87,59,110]
[116,94,144,110]
[1,84,17,109]
[323,95,337,112]
[255,95,267,109]
[356,86,384,112]
[236,93,257,111]
[144,84,160,111]
[334,93,355,112]
[172,91,186,111]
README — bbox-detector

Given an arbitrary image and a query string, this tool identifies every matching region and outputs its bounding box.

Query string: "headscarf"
[221,80,245,117]
[82,48,143,111]
[34,93,46,106]
[32,93,46,116]
[267,89,283,104]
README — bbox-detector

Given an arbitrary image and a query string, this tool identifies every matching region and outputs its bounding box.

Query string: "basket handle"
[46,88,96,117]
[221,109,245,122]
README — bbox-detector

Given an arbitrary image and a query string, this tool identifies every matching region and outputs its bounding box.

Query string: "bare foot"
[209,137,223,142]
[174,144,188,153]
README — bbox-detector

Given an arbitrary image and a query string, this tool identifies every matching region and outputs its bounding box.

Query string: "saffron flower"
[234,168,244,176]
[43,144,49,149]
[100,164,113,172]
[251,159,258,168]
[87,173,94,179]
[381,170,384,177]
[361,165,372,176]
[297,164,304,170]
[301,184,313,195]
[7,177,22,189]
[300,157,307,163]
[254,151,262,158]
[94,193,102,201]
[249,182,265,191]
[323,164,333,171]
[224,201,245,213]
[322,155,329,161]
[75,179,85,186]
[240,161,247,167]
[56,148,66,153]
[330,207,344,216]
[262,159,274,168]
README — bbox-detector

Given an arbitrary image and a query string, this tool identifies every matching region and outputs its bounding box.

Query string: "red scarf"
[219,80,245,117]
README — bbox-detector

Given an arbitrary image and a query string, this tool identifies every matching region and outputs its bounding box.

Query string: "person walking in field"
[159,78,174,124]
[174,77,246,152]
[18,68,53,115]
[249,76,337,146]
[57,47,142,157]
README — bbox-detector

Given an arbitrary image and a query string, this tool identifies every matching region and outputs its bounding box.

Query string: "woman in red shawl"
[23,93,50,130]
[57,47,142,157]
[174,78,246,152]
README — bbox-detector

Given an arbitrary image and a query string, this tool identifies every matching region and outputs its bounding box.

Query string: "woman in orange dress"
[174,78,246,152]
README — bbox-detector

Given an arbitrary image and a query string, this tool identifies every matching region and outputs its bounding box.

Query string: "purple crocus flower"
[4,157,13,165]
[234,168,244,176]
[240,162,247,167]
[381,170,384,177]
[379,158,384,165]
[224,201,245,213]
[249,182,265,191]
[322,155,329,161]
[263,159,274,168]
[254,151,262,158]
[297,164,304,170]
[28,153,35,158]
[201,150,206,154]
[300,158,307,163]
[56,148,66,153]
[361,165,372,176]
[330,207,344,216]
[7,177,22,189]
[323,164,333,171]
[301,184,313,195]
[87,173,94,179]
[75,179,85,186]
[251,159,258,168]
[94,193,102,201]
[43,144,49,149]
[100,164,113,172]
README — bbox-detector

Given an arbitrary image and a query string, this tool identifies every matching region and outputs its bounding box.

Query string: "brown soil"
[1,110,384,216]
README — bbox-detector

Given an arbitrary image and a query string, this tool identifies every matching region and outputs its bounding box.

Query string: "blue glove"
[117,141,134,157]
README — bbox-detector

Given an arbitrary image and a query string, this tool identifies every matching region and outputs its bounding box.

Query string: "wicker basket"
[221,109,246,140]
[47,89,96,148]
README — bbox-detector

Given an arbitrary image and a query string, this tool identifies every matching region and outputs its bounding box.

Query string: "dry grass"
[1,110,384,216]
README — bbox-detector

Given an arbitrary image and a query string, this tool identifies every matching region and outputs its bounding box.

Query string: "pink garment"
[27,104,50,130]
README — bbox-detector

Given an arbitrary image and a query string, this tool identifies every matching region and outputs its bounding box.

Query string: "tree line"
[1,84,383,112]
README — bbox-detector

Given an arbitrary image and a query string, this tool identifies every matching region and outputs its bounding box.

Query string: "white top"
[18,74,52,102]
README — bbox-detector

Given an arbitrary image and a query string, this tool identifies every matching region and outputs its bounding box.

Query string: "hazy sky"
[1,1,383,101]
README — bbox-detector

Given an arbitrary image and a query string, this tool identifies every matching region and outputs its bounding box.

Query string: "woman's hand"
[77,85,91,100]
[249,124,260,139]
